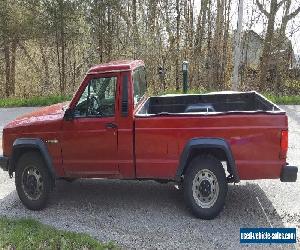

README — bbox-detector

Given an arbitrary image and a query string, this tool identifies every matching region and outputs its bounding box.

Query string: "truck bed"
[134,91,287,181]
[137,91,283,116]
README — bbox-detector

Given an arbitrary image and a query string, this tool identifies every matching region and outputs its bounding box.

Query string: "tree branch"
[277,0,285,11]
[286,5,300,21]
[283,0,292,17]
[256,0,269,17]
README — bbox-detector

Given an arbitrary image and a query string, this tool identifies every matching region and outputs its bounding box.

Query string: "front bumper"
[0,155,9,172]
[280,164,298,182]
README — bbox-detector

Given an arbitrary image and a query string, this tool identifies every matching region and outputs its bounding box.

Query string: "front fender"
[9,138,56,178]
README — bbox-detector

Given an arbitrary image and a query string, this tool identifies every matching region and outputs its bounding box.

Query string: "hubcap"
[21,165,43,200]
[199,180,211,197]
[192,169,219,208]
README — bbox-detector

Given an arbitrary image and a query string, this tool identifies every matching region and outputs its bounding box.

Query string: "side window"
[133,67,147,106]
[74,76,117,117]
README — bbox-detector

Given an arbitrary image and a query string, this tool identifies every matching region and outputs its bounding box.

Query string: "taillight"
[280,130,288,159]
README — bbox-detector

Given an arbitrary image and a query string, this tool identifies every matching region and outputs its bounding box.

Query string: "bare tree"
[256,0,300,91]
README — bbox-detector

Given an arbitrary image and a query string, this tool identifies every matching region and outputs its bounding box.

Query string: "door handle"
[105,122,118,129]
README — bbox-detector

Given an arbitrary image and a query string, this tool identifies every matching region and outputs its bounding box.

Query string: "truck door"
[62,73,119,177]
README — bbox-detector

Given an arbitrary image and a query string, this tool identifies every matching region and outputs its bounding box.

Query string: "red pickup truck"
[0,60,298,219]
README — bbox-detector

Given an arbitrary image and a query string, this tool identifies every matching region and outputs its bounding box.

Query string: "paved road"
[0,107,37,139]
[0,106,299,249]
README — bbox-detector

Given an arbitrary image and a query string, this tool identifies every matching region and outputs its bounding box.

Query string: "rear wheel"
[15,152,53,210]
[184,155,227,219]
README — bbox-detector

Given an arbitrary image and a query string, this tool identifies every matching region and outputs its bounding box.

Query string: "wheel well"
[182,148,230,175]
[11,147,41,172]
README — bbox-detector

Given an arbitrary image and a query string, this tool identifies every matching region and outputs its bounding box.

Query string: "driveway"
[0,106,299,249]
[0,107,38,139]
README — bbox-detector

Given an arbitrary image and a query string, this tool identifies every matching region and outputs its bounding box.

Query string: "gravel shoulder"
[0,106,299,249]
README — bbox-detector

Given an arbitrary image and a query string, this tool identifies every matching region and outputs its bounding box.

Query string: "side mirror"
[64,108,74,121]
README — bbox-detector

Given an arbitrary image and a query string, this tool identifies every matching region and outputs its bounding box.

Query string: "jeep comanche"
[0,60,298,219]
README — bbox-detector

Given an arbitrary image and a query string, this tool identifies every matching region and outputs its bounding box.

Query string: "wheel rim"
[21,165,43,200]
[192,169,219,208]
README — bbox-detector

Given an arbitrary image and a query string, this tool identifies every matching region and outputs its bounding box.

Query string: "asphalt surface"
[0,107,38,140]
[0,106,299,249]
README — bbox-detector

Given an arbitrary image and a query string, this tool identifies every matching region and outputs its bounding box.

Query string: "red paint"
[2,60,289,181]
[280,130,288,160]
[133,114,287,180]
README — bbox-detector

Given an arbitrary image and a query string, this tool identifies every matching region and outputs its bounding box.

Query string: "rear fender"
[176,138,240,182]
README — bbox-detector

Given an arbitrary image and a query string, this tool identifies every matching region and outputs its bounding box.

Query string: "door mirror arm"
[64,108,74,121]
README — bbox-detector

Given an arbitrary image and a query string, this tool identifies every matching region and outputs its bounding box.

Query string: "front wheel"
[184,155,228,219]
[15,152,53,210]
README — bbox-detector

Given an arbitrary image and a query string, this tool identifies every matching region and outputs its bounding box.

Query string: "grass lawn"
[154,88,300,105]
[0,93,299,108]
[0,217,115,250]
[264,95,300,105]
[0,95,71,108]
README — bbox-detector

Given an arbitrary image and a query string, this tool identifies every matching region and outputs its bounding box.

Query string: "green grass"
[0,91,299,108]
[0,95,72,108]
[0,217,115,250]
[264,94,300,105]
[154,88,300,105]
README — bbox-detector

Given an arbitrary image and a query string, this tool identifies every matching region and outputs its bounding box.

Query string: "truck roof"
[87,60,144,74]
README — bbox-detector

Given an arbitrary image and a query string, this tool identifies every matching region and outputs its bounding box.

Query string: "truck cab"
[60,60,146,179]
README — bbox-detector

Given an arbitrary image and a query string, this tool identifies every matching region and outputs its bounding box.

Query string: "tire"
[15,152,53,210]
[183,155,228,219]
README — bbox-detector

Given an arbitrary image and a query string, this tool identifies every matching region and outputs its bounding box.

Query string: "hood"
[4,102,69,129]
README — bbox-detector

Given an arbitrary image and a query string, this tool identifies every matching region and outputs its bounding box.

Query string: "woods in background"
[0,0,299,98]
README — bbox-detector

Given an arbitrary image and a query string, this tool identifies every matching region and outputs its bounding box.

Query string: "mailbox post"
[158,66,166,91]
[182,61,189,93]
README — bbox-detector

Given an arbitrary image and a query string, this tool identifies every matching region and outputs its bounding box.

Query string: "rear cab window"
[133,67,147,107]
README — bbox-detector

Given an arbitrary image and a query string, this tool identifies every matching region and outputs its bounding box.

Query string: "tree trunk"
[175,0,180,91]
[55,28,62,94]
[132,0,138,58]
[259,0,277,89]
[206,0,213,88]
[211,0,225,89]
[195,0,208,56]
[59,0,66,95]
[10,39,17,96]
[61,34,66,94]
[40,42,50,89]
[107,5,113,61]
[221,0,231,86]
[97,0,103,62]
[71,40,76,91]
[4,44,10,97]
